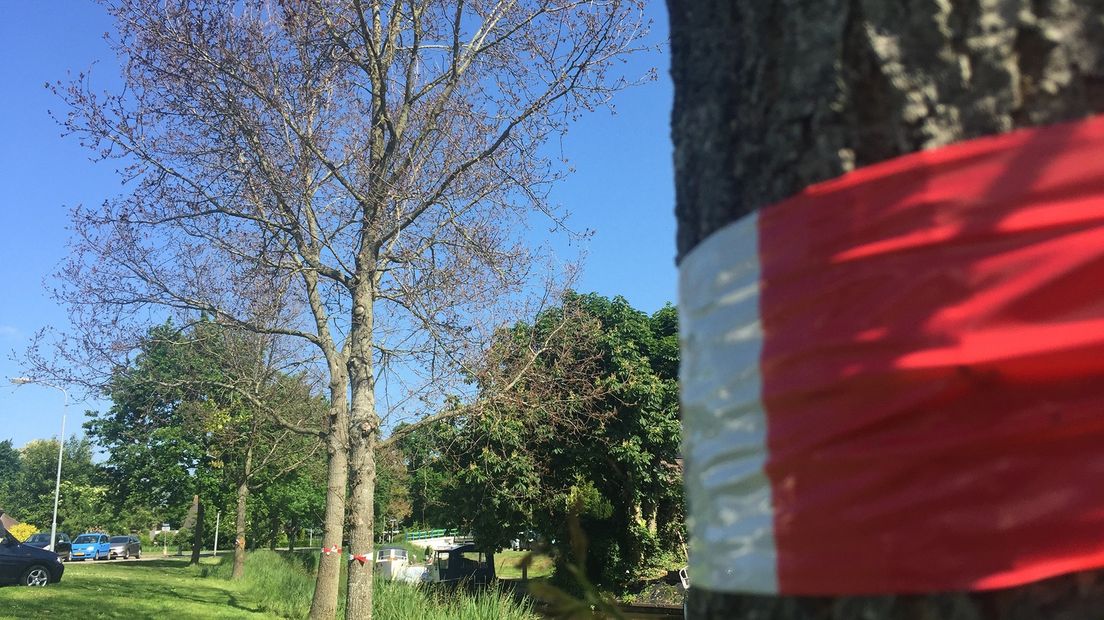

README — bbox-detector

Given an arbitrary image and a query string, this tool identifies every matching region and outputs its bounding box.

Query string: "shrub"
[8,523,39,542]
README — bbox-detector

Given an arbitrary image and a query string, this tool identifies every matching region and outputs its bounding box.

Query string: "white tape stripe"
[679,213,778,594]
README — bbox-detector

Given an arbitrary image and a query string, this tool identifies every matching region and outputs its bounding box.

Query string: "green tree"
[373,446,412,537]
[0,440,21,510]
[88,324,224,561]
[430,293,684,589]
[6,437,108,534]
[89,320,324,572]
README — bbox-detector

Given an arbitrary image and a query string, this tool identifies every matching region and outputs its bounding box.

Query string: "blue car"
[69,533,111,561]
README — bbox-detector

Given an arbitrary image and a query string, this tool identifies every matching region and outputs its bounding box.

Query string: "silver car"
[108,536,141,559]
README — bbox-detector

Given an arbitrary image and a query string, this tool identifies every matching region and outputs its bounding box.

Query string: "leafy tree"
[0,440,21,510]
[88,323,225,561]
[4,437,107,535]
[88,321,324,571]
[429,293,683,589]
[373,446,412,536]
[244,442,327,553]
[392,423,454,529]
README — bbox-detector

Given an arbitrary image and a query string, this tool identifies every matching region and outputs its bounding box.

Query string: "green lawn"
[1,552,539,620]
[0,558,267,619]
[494,550,554,580]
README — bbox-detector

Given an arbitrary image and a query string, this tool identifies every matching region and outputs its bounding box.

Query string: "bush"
[8,523,39,542]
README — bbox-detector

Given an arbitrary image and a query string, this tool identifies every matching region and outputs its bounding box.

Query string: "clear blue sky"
[0,2,677,448]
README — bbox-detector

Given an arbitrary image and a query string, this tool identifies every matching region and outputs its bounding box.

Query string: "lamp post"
[9,377,67,555]
[213,510,221,557]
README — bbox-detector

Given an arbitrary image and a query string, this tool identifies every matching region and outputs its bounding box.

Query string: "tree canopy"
[402,293,683,589]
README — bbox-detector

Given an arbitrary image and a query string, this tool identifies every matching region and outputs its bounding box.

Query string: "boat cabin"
[429,543,495,585]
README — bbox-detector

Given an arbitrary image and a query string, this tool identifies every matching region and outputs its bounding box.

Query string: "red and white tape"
[680,114,1104,595]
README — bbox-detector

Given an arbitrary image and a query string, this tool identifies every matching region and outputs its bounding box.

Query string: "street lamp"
[9,377,68,555]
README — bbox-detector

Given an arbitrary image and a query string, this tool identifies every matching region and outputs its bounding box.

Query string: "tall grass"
[201,550,536,619]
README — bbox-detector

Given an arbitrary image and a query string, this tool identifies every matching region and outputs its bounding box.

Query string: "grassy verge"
[0,558,266,619]
[1,551,538,619]
[494,550,555,580]
[206,549,537,619]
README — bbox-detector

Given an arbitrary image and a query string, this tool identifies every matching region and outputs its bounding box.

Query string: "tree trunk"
[308,382,351,620]
[344,286,378,620]
[190,497,204,566]
[233,445,252,580]
[667,1,1104,618]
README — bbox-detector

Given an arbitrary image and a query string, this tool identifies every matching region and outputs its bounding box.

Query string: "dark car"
[24,532,72,561]
[0,527,64,586]
[109,535,141,559]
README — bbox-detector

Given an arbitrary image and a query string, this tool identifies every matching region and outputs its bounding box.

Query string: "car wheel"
[123,551,129,560]
[136,550,141,559]
[22,565,51,587]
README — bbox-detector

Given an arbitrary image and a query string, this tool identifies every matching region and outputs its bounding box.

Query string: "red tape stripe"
[757,114,1104,593]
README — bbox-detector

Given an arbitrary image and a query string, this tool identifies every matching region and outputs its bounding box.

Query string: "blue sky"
[0,3,677,448]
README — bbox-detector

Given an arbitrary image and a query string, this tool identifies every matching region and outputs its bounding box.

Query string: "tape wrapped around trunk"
[680,114,1104,595]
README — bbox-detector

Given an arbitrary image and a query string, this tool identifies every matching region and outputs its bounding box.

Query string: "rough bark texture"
[344,286,378,620]
[190,498,204,566]
[667,1,1104,618]
[232,445,252,580]
[670,0,1104,262]
[308,385,350,620]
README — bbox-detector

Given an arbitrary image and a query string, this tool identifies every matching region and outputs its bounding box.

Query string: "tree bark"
[344,285,378,620]
[232,444,252,580]
[309,381,350,620]
[667,1,1104,618]
[190,497,204,566]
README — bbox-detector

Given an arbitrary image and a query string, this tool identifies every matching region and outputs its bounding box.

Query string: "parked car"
[70,533,111,561]
[23,532,72,561]
[0,527,64,586]
[109,535,141,559]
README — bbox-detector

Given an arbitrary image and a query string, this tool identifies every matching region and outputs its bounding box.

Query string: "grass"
[210,549,537,619]
[0,558,266,619]
[0,551,538,619]
[495,550,555,580]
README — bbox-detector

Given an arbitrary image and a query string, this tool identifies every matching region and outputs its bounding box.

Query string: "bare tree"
[668,1,1104,619]
[49,1,648,617]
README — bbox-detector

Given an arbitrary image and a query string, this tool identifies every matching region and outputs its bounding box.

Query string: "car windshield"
[26,533,49,543]
[110,536,129,543]
[74,535,100,544]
